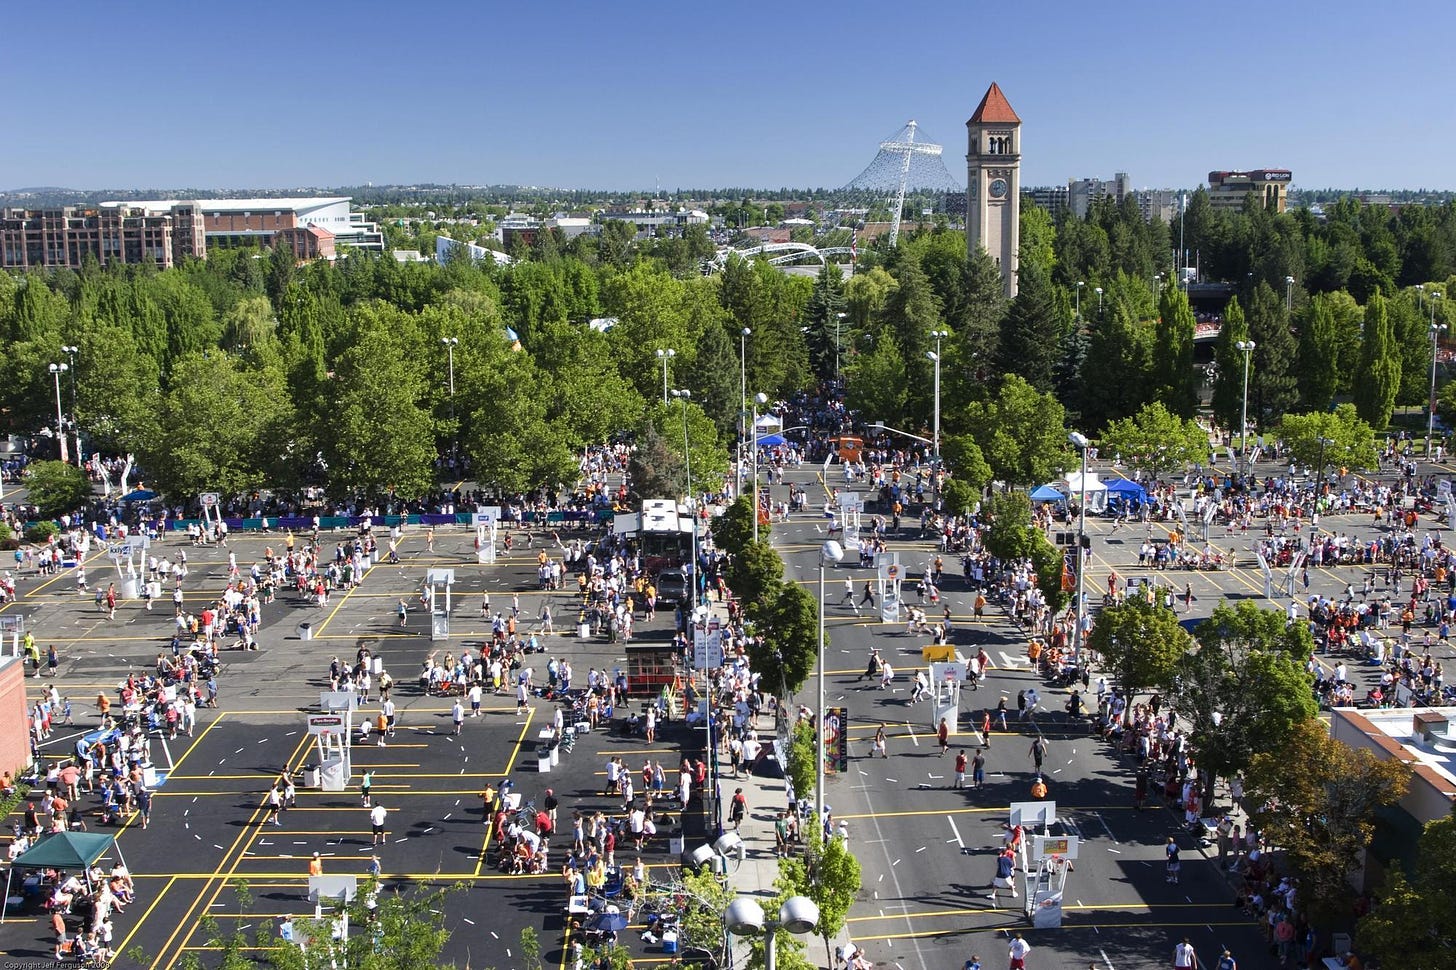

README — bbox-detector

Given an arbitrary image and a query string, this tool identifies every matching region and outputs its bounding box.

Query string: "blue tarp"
[1030,484,1067,503]
[756,434,787,447]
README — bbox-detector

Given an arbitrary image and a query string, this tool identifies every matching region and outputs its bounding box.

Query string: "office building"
[1135,188,1181,224]
[1207,169,1292,212]
[1,202,204,270]
[1026,185,1068,216]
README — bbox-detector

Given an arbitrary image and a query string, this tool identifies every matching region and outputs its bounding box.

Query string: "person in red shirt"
[953,750,968,788]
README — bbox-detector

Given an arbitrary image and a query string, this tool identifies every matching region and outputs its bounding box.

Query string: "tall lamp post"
[1094,286,1104,317]
[61,344,79,462]
[737,328,751,496]
[927,328,950,511]
[725,896,820,970]
[48,362,69,463]
[441,337,458,462]
[656,348,677,406]
[816,538,844,835]
[673,387,713,828]
[1314,436,1333,511]
[1075,282,1084,322]
[1068,432,1091,659]
[1235,339,1257,479]
[1428,293,1446,459]
[1285,275,1295,312]
[750,392,768,543]
[834,312,847,382]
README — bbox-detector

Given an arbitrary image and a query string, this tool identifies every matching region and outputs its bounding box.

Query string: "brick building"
[0,203,204,270]
[0,656,30,780]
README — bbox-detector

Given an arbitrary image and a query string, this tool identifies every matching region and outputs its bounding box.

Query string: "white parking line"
[947,815,965,850]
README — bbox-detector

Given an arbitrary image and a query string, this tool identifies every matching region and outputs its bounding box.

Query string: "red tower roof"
[968,83,1020,125]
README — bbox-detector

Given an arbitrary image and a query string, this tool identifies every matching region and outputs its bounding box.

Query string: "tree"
[1354,291,1402,429]
[24,461,92,518]
[777,828,862,969]
[711,495,763,553]
[1086,598,1191,708]
[940,433,993,495]
[1029,533,1073,615]
[946,245,1007,407]
[845,331,909,429]
[1246,719,1410,922]
[1169,602,1318,804]
[1077,297,1151,430]
[995,258,1062,394]
[979,491,1037,561]
[875,256,941,426]
[723,539,785,621]
[1153,285,1199,417]
[751,580,820,696]
[1296,293,1344,410]
[1209,296,1250,433]
[1099,402,1211,480]
[626,425,684,503]
[955,374,1071,486]
[783,720,817,810]
[1277,403,1379,474]
[680,310,739,436]
[1358,808,1456,969]
[803,264,847,383]
[1246,281,1299,427]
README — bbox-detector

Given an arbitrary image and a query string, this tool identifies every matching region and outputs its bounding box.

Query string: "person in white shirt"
[370,803,388,845]
[1174,937,1198,970]
[1007,933,1031,969]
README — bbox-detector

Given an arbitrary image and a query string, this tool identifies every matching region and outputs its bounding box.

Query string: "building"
[1328,706,1456,888]
[1135,188,1181,224]
[109,197,385,252]
[1068,173,1131,219]
[1207,169,1292,212]
[1026,185,1068,216]
[966,81,1022,297]
[1,202,204,270]
[276,224,335,261]
[599,207,709,237]
[0,656,29,779]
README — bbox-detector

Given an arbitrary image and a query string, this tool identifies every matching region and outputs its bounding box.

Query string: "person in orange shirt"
[308,852,323,877]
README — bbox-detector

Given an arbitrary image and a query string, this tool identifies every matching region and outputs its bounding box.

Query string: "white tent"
[753,414,781,431]
[1062,472,1108,513]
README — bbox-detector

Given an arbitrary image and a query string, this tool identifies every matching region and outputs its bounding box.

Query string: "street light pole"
[1095,286,1104,316]
[928,329,949,513]
[61,344,79,462]
[1068,432,1090,660]
[1075,282,1084,322]
[1285,275,1295,312]
[656,348,677,406]
[673,387,712,828]
[816,538,844,836]
[441,337,459,464]
[49,362,69,464]
[1236,339,1257,480]
[1315,436,1332,513]
[738,328,751,497]
[834,313,846,383]
[1428,293,1446,459]
[751,393,768,544]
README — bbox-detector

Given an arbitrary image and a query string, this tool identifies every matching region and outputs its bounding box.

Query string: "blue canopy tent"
[1030,484,1067,503]
[755,434,787,447]
[1104,479,1147,501]
[121,489,156,502]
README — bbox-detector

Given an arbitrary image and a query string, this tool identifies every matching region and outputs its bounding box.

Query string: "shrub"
[24,521,60,544]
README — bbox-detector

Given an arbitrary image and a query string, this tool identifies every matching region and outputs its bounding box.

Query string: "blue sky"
[3,0,1448,193]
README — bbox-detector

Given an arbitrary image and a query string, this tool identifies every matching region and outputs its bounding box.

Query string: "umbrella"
[584,912,628,933]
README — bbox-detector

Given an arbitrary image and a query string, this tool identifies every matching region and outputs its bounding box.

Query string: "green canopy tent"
[2,831,127,924]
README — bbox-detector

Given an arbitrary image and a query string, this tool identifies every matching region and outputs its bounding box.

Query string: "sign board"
[308,875,359,906]
[1031,834,1080,861]
[472,506,502,527]
[930,661,965,684]
[308,714,344,735]
[199,492,220,509]
[838,493,864,513]
[693,614,724,669]
[823,706,848,774]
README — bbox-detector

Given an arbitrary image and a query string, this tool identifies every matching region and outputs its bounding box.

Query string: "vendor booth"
[1062,472,1108,514]
[3,831,128,924]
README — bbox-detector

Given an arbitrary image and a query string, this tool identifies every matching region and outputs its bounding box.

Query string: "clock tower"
[966,82,1021,298]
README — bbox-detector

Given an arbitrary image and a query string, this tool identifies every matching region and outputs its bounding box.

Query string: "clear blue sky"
[4,0,1449,193]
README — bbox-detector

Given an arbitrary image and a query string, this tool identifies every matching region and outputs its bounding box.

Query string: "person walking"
[1173,937,1198,970]
[937,717,950,756]
[972,748,986,788]
[987,846,1018,905]
[265,785,283,826]
[840,578,859,615]
[953,749,967,788]
[452,698,465,735]
[1029,736,1047,773]
[873,724,888,758]
[370,803,388,845]
[729,787,747,831]
[1213,947,1236,970]
[46,644,59,677]
[1007,933,1031,970]
[361,769,373,808]
[1165,836,1182,884]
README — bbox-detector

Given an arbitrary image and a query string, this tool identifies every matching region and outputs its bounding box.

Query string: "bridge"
[708,242,854,271]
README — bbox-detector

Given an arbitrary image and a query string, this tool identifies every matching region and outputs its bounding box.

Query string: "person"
[1214,948,1236,970]
[1007,933,1031,970]
[1030,775,1048,799]
[361,769,373,808]
[371,802,388,845]
[308,851,323,877]
[46,643,60,676]
[1029,735,1047,772]
[1173,937,1198,970]
[971,748,986,788]
[963,956,981,970]
[953,750,967,788]
[452,698,465,735]
[730,787,747,831]
[987,846,1017,904]
[266,785,283,825]
[1166,836,1182,885]
[937,717,950,756]
[873,724,888,758]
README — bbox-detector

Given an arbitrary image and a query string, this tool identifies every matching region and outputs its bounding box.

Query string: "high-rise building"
[109,197,385,251]
[1135,188,1181,224]
[1026,185,1068,216]
[0,203,204,270]
[965,82,1021,297]
[1207,170,1292,212]
[1067,173,1132,219]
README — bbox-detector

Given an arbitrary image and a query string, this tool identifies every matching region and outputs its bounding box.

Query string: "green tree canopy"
[955,374,1070,486]
[1086,597,1191,703]
[1354,290,1401,429]
[750,580,820,697]
[1099,402,1211,480]
[1358,807,1456,969]
[24,460,92,518]
[1277,403,1379,473]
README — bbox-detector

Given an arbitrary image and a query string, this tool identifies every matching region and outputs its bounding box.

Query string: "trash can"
[537,746,552,774]
[549,741,560,767]
[669,829,685,855]
[297,622,313,641]
[577,622,591,639]
[302,764,321,788]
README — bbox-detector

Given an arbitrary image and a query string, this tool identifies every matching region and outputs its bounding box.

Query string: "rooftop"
[968,82,1020,126]
[105,197,350,213]
[1340,706,1456,792]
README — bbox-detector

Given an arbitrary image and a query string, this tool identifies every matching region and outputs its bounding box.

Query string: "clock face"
[988,178,1009,200]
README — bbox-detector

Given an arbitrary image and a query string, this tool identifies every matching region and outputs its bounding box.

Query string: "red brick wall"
[0,658,30,777]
